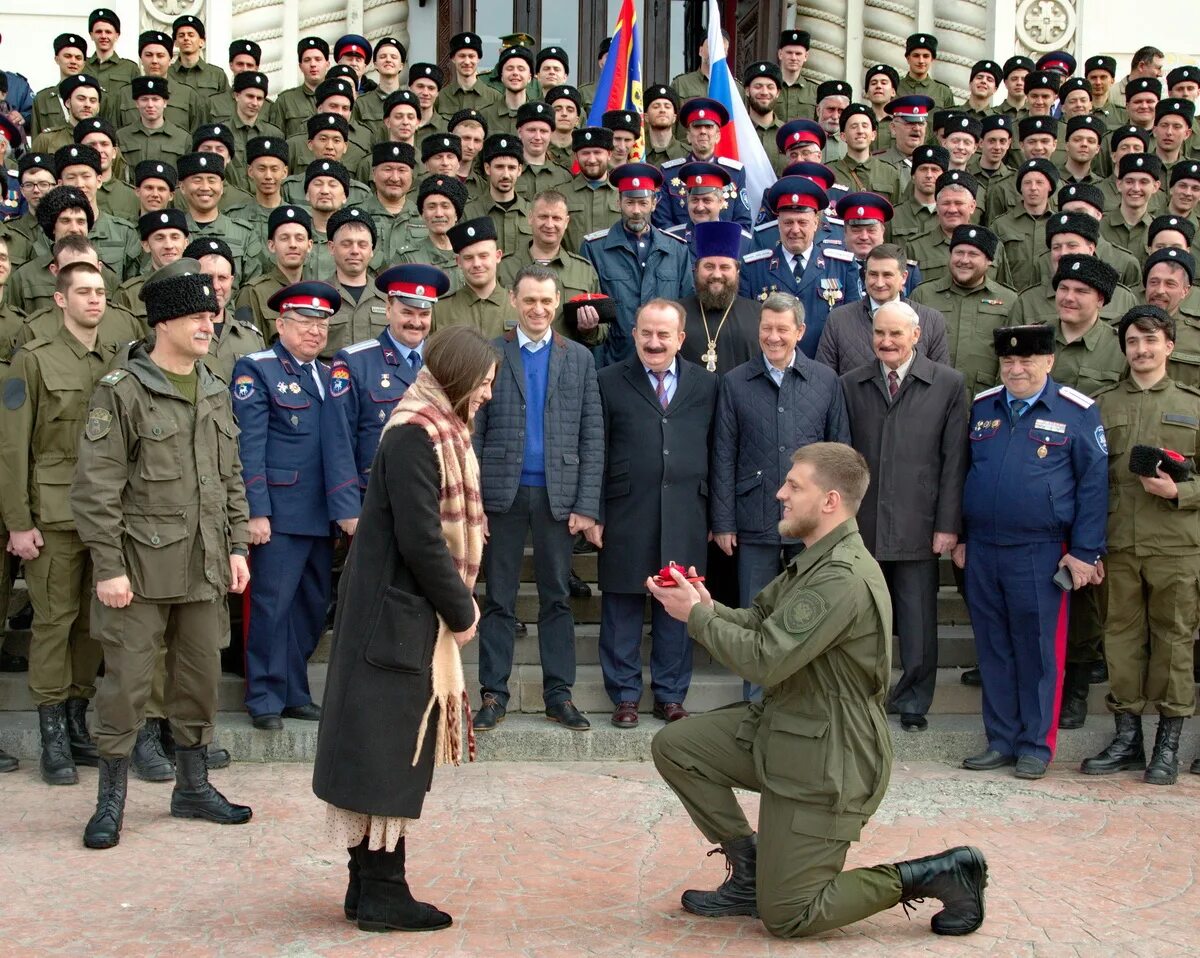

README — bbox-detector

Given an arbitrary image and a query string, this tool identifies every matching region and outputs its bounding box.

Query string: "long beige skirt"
[324,803,411,852]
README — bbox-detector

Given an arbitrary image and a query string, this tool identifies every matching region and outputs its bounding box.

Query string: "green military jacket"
[207,91,282,132]
[0,214,40,270]
[16,303,145,353]
[29,126,75,156]
[896,73,956,110]
[98,177,141,222]
[910,276,1016,395]
[7,254,121,315]
[85,53,140,91]
[874,145,915,190]
[286,128,370,176]
[1036,237,1142,289]
[480,98,523,137]
[497,242,604,344]
[360,193,423,268]
[226,114,284,165]
[184,212,266,281]
[686,518,893,841]
[350,86,393,141]
[776,78,816,123]
[1051,317,1127,397]
[30,85,71,138]
[644,137,689,169]
[991,207,1052,291]
[463,193,533,256]
[273,85,318,138]
[71,344,250,600]
[670,70,744,103]
[432,283,518,339]
[829,155,902,206]
[415,114,449,151]
[168,59,229,99]
[515,161,573,201]
[562,176,621,253]
[907,225,1008,287]
[751,115,786,174]
[321,274,389,359]
[0,299,27,363]
[106,82,208,134]
[968,163,1015,224]
[1098,375,1200,554]
[235,266,294,342]
[117,121,192,170]
[1168,309,1200,388]
[395,237,463,291]
[204,306,266,384]
[0,325,117,531]
[1100,208,1155,266]
[1009,274,1139,326]
[435,79,500,122]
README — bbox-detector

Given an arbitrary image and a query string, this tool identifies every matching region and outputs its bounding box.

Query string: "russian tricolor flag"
[705,0,775,216]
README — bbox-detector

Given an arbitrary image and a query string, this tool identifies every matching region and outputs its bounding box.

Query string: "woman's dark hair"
[423,325,500,424]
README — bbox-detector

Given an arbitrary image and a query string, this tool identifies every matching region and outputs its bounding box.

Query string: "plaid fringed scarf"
[382,368,484,767]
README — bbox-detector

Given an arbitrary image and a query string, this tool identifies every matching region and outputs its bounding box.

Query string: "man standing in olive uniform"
[649,442,987,938]
[432,217,518,338]
[72,271,253,849]
[167,15,228,100]
[896,34,956,110]
[274,37,330,138]
[561,127,621,253]
[86,9,140,92]
[1048,255,1127,397]
[0,262,115,786]
[1085,306,1200,784]
[235,205,312,341]
[463,133,530,254]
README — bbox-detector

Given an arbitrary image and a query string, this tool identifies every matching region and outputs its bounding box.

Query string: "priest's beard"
[697,276,737,311]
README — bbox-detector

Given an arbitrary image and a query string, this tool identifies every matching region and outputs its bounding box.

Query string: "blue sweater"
[519,344,551,487]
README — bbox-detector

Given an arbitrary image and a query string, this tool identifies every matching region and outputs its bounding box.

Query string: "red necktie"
[654,370,669,408]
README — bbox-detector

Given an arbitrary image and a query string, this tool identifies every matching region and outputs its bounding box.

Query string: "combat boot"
[83,756,129,849]
[38,702,78,785]
[131,718,175,782]
[169,746,252,824]
[1144,716,1184,786]
[160,720,231,770]
[65,697,99,767]
[1080,713,1145,774]
[896,845,988,935]
[1056,666,1089,729]
[680,833,758,917]
[355,838,453,932]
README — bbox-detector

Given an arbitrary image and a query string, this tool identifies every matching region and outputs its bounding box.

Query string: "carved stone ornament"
[1016,0,1078,53]
[143,0,207,30]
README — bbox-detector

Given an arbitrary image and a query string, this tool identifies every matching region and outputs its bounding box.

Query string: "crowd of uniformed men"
[1,11,1200,841]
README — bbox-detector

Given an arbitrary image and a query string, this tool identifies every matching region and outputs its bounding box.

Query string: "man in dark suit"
[816,243,951,375]
[472,264,604,732]
[841,301,968,730]
[591,298,718,728]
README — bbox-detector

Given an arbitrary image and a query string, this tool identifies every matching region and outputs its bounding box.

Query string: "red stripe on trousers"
[1045,556,1071,757]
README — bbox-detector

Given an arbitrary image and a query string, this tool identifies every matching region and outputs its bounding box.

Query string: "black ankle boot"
[1057,666,1089,729]
[65,698,100,767]
[84,756,129,849]
[344,843,362,920]
[1080,713,1145,774]
[169,746,252,824]
[356,838,453,932]
[160,720,231,770]
[38,702,78,785]
[1144,716,1184,785]
[680,833,758,918]
[896,845,988,935]
[131,719,175,782]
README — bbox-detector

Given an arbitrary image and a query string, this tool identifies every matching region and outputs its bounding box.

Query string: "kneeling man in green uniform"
[648,442,988,939]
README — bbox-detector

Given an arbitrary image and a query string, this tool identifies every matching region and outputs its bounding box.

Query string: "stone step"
[1,710,1191,767]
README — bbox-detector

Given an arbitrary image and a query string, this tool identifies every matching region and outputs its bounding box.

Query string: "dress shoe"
[1086,660,1108,684]
[514,620,528,637]
[0,650,28,672]
[962,749,1015,771]
[131,719,175,782]
[611,702,639,728]
[1144,716,1184,785]
[38,702,78,785]
[282,703,322,721]
[251,713,283,730]
[573,537,596,555]
[960,668,982,687]
[568,571,592,598]
[65,697,99,767]
[170,747,252,825]
[1081,713,1145,774]
[901,713,928,732]
[896,845,987,935]
[681,833,758,917]
[653,702,689,722]
[83,756,128,849]
[1014,755,1047,779]
[1057,665,1089,729]
[0,747,17,772]
[545,700,590,730]
[472,694,505,731]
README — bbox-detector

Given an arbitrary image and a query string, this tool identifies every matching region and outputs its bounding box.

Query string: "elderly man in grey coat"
[472,264,605,732]
[840,301,969,730]
[815,243,950,375]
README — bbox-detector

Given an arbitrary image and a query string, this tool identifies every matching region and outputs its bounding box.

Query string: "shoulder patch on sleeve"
[782,588,830,634]
[754,219,778,232]
[744,249,773,263]
[1059,385,1096,409]
[717,156,744,171]
[583,227,611,243]
[84,406,112,440]
[99,369,127,386]
[823,247,855,262]
[973,384,1003,403]
[661,157,686,169]
[3,378,26,410]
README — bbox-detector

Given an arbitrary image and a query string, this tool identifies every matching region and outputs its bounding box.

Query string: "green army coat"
[432,283,518,339]
[1051,317,1128,397]
[910,275,1017,396]
[685,518,893,841]
[561,176,621,253]
[203,307,266,384]
[16,303,145,353]
[463,193,533,256]
[70,344,250,601]
[497,243,604,344]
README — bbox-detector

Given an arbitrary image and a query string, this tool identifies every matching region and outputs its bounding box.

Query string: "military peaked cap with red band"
[375,265,450,308]
[677,161,731,194]
[608,163,662,196]
[781,161,836,191]
[835,191,894,224]
[766,176,828,214]
[776,119,826,152]
[334,35,372,61]
[885,95,934,121]
[1035,50,1076,76]
[268,281,341,317]
[679,97,729,127]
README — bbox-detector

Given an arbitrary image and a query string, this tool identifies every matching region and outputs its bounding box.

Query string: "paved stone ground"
[2,759,1198,957]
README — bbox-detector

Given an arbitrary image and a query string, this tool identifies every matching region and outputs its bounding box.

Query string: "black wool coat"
[596,355,718,593]
[312,423,477,818]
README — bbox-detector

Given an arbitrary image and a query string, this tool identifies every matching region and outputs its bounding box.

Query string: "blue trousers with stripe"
[965,541,1069,764]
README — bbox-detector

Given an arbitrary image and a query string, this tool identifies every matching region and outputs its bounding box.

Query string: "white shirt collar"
[646,359,678,379]
[517,325,552,351]
[881,351,917,385]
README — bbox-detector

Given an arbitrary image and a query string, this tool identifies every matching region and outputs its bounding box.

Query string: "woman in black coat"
[313,324,498,933]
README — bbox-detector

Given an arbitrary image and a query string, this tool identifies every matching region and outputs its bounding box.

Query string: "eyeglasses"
[21,181,56,193]
[283,316,331,330]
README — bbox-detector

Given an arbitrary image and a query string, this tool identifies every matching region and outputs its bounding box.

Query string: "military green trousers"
[24,530,103,705]
[1103,550,1200,717]
[652,707,902,939]
[146,593,233,719]
[92,596,223,757]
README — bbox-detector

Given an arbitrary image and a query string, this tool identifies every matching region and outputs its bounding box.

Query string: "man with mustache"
[321,206,386,357]
[677,221,761,374]
[463,134,530,256]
